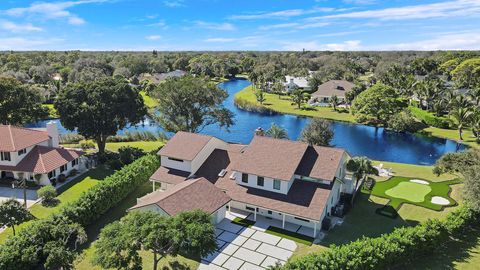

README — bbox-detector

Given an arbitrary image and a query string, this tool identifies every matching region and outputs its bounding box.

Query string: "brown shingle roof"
[295,145,345,181]
[130,177,230,215]
[196,148,333,220]
[0,145,83,174]
[0,125,50,152]
[312,80,354,98]
[150,166,190,185]
[231,136,308,181]
[157,131,212,161]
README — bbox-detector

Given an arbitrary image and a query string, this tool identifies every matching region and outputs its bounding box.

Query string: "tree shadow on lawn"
[321,193,419,247]
[396,226,480,270]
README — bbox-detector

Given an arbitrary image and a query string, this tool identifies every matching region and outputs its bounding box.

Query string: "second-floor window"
[60,164,67,172]
[18,148,27,156]
[241,173,248,183]
[48,170,57,179]
[257,176,264,187]
[0,152,11,161]
[273,179,281,190]
[168,157,184,162]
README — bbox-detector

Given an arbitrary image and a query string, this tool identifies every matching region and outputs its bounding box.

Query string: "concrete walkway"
[199,218,298,270]
[0,186,38,207]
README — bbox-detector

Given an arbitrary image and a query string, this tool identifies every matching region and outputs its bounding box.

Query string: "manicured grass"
[0,166,113,244]
[384,181,432,203]
[105,141,164,152]
[423,126,478,148]
[372,160,457,182]
[74,181,200,270]
[234,86,356,122]
[266,226,314,246]
[140,91,158,108]
[232,217,255,227]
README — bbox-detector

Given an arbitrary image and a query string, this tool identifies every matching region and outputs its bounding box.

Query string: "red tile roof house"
[0,122,84,186]
[130,131,356,238]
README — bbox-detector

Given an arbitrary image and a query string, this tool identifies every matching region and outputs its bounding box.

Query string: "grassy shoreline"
[234,85,478,148]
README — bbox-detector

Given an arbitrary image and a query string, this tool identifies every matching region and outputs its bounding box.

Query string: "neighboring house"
[310,80,354,106]
[138,70,187,84]
[132,131,356,237]
[0,122,85,186]
[284,76,311,93]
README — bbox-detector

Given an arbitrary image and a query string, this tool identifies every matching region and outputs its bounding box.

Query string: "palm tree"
[468,87,480,107]
[470,109,480,142]
[346,156,378,191]
[450,94,474,140]
[290,89,306,109]
[330,95,339,111]
[255,89,266,104]
[266,123,288,139]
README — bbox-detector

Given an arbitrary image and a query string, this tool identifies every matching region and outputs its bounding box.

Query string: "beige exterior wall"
[161,156,192,172]
[233,172,293,195]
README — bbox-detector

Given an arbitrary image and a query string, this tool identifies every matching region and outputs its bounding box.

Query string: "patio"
[199,214,299,270]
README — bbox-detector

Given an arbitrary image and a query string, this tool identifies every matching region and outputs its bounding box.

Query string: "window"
[273,179,281,190]
[294,217,310,223]
[267,210,272,215]
[60,164,67,172]
[0,152,11,161]
[257,176,264,187]
[245,206,255,211]
[71,158,79,166]
[48,170,57,179]
[18,148,27,155]
[242,173,248,183]
[168,157,183,162]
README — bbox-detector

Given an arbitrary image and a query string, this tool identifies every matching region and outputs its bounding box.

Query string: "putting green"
[385,182,432,202]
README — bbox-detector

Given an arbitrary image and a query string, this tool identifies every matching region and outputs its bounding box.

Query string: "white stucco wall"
[0,141,49,167]
[160,156,192,172]
[234,172,292,194]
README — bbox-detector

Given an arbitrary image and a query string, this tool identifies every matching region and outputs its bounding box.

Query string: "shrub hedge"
[409,106,451,129]
[0,154,160,269]
[275,206,478,270]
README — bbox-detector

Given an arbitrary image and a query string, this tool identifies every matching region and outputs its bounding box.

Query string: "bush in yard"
[274,206,478,270]
[57,173,66,183]
[388,110,425,133]
[79,139,96,150]
[37,185,58,206]
[0,154,160,269]
[118,146,146,165]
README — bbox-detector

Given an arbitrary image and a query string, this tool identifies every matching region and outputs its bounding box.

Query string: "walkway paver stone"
[277,238,297,251]
[198,262,226,270]
[223,256,244,270]
[243,238,261,251]
[261,256,285,268]
[220,243,240,255]
[240,262,265,270]
[233,247,266,265]
[251,231,281,245]
[257,243,293,260]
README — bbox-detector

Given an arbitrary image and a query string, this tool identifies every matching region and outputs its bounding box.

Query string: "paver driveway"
[0,186,38,207]
[199,219,297,270]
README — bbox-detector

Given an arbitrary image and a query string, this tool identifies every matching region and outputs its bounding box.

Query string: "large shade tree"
[152,76,234,133]
[0,199,30,236]
[93,210,217,270]
[0,77,48,125]
[55,77,147,154]
[299,118,334,146]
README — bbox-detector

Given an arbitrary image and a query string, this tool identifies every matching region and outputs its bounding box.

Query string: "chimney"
[290,78,294,84]
[254,127,264,136]
[46,121,59,147]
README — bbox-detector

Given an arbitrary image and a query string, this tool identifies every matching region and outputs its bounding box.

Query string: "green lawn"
[0,166,113,244]
[74,181,200,270]
[371,176,459,210]
[234,86,355,122]
[62,141,165,153]
[266,226,314,246]
[140,91,158,108]
[423,126,478,148]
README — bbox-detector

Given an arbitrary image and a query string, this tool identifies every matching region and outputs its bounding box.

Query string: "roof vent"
[218,169,227,177]
[229,172,237,180]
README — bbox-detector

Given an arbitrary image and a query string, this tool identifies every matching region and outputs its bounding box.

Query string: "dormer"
[157,132,228,175]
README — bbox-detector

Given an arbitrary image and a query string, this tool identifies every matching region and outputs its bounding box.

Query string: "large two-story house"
[131,132,355,237]
[0,122,84,186]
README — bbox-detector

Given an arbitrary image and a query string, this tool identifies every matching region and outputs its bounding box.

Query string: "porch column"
[228,201,231,214]
[254,208,257,221]
[313,222,317,238]
[152,181,155,192]
[282,214,285,229]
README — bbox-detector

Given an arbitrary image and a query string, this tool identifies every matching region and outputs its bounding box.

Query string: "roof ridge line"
[8,125,15,151]
[36,146,47,173]
[157,177,202,202]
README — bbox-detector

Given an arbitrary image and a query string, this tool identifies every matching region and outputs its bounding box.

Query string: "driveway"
[199,218,298,270]
[0,186,38,207]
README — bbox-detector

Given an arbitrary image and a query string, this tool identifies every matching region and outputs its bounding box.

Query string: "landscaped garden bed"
[369,176,460,211]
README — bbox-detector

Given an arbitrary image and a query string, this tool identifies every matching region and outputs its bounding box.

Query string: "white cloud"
[163,0,185,8]
[259,23,299,31]
[0,21,43,33]
[282,40,361,51]
[371,32,480,50]
[310,0,480,21]
[0,37,64,50]
[259,21,330,31]
[230,7,337,20]
[146,35,162,40]
[203,36,263,47]
[4,0,108,25]
[342,0,377,5]
[204,37,237,43]
[147,21,168,29]
[194,21,235,31]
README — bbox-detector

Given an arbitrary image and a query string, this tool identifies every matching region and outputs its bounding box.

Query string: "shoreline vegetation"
[234,85,479,148]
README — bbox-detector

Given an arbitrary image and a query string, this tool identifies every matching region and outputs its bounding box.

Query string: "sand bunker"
[410,179,429,185]
[431,196,450,205]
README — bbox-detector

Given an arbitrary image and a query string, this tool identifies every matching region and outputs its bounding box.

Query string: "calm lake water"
[28,78,466,165]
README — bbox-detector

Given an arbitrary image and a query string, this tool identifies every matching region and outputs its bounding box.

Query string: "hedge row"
[276,206,478,270]
[233,96,277,115]
[409,106,451,129]
[0,154,160,269]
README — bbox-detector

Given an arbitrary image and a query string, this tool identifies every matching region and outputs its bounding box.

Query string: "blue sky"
[0,0,479,51]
